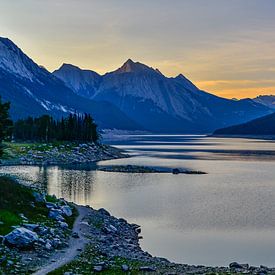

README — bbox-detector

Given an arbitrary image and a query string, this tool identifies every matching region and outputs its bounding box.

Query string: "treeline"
[13,113,99,142]
[0,97,13,156]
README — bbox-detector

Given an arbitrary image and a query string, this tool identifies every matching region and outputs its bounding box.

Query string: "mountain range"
[0,38,139,130]
[0,37,273,133]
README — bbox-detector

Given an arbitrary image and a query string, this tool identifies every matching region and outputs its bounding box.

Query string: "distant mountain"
[0,37,141,130]
[53,64,101,98]
[213,112,275,136]
[253,95,275,109]
[54,59,272,133]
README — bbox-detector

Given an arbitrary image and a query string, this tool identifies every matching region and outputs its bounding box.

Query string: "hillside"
[213,112,275,136]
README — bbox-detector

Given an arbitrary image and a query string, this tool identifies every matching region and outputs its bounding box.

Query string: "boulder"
[49,209,65,221]
[229,262,248,269]
[72,232,79,238]
[61,205,72,217]
[46,202,57,209]
[139,266,157,272]
[98,208,111,216]
[5,227,38,249]
[94,265,104,272]
[58,221,69,229]
[33,191,46,203]
[172,168,180,174]
[23,223,39,231]
[122,264,129,271]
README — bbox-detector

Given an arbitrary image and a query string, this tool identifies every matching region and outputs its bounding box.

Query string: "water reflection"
[2,135,275,266]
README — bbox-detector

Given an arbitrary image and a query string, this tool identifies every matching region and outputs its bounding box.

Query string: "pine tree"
[0,97,13,157]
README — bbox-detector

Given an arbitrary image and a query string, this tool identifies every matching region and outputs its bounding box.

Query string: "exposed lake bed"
[1,135,275,268]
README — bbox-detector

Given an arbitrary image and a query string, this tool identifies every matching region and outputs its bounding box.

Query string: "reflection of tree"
[57,168,95,205]
[36,166,48,193]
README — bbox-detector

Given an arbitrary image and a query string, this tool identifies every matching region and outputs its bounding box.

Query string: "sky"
[0,0,274,99]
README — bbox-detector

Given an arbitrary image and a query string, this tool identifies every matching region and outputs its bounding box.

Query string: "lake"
[1,135,275,266]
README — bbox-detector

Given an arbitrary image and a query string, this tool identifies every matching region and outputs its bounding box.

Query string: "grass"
[0,175,50,235]
[0,175,77,235]
[1,141,82,161]
[48,244,144,275]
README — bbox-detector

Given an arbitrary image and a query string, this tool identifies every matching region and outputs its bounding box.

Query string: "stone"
[45,241,52,251]
[33,191,46,203]
[46,202,57,209]
[23,223,39,231]
[172,168,180,174]
[93,265,103,272]
[61,205,72,217]
[139,266,157,272]
[121,264,129,271]
[98,208,111,216]
[5,227,38,249]
[72,232,79,238]
[229,262,247,269]
[109,224,117,233]
[59,221,69,229]
[49,209,65,221]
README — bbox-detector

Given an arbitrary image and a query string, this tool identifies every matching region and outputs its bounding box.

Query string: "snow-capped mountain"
[0,37,140,130]
[54,59,272,133]
[253,95,275,109]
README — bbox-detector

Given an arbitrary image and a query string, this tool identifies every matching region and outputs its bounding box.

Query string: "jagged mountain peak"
[0,36,39,80]
[59,63,81,70]
[113,59,159,75]
[173,73,199,91]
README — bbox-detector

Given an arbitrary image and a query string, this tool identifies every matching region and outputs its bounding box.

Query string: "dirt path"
[33,205,90,275]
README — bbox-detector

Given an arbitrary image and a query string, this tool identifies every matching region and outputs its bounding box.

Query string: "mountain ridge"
[0,37,273,133]
[0,37,141,130]
[54,59,272,133]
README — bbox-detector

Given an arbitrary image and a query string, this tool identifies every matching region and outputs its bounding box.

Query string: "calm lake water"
[1,135,275,266]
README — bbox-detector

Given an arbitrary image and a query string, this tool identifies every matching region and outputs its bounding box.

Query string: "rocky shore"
[1,142,127,166]
[98,165,207,174]
[1,178,275,274]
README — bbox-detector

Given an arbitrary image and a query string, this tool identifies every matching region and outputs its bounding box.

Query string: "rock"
[49,209,65,221]
[59,221,69,229]
[121,264,129,271]
[139,266,157,272]
[46,202,57,209]
[61,205,72,217]
[72,232,79,238]
[5,227,38,249]
[135,227,141,234]
[109,224,118,233]
[23,223,39,231]
[19,213,28,220]
[45,241,52,250]
[33,191,46,203]
[229,262,248,269]
[52,238,62,248]
[172,168,180,174]
[98,208,111,216]
[93,265,103,272]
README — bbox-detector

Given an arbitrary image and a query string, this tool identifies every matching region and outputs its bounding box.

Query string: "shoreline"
[1,177,275,274]
[210,134,275,141]
[0,142,129,167]
[40,203,275,275]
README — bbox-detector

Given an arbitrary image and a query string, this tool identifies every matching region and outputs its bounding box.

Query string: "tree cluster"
[0,97,13,156]
[13,113,99,142]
